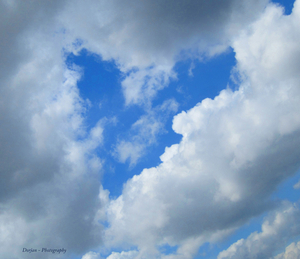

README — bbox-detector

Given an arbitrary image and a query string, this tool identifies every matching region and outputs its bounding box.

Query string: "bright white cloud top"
[0,0,300,259]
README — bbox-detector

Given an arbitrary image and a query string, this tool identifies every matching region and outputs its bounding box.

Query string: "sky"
[1,0,300,259]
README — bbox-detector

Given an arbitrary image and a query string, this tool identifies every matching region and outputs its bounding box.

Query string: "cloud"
[104,1,300,258]
[294,181,300,190]
[120,66,176,107]
[114,99,178,166]
[274,241,300,259]
[60,0,269,105]
[218,201,300,259]
[2,1,300,259]
[0,0,66,81]
[106,250,139,259]
[0,1,105,258]
[82,251,102,259]
[0,58,104,258]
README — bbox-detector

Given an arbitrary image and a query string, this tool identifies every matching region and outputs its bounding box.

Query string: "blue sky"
[1,0,300,259]
[68,47,237,199]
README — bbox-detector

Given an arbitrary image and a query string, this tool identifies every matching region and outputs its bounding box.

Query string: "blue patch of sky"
[65,49,125,128]
[271,170,300,202]
[159,244,178,256]
[66,47,237,198]
[152,48,236,112]
[66,49,144,197]
[271,0,295,14]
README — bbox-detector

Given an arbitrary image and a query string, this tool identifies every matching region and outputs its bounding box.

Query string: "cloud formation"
[0,1,104,258]
[114,99,178,166]
[1,0,300,259]
[274,241,300,259]
[104,1,300,258]
[59,0,270,164]
[218,201,300,259]
[60,0,268,105]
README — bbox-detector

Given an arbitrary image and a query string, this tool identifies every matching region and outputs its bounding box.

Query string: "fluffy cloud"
[60,0,268,105]
[274,242,300,259]
[104,1,300,258]
[218,202,300,259]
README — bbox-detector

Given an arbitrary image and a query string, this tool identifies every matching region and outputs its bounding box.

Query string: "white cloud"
[82,251,102,259]
[106,250,139,259]
[121,66,176,107]
[114,99,178,166]
[274,241,300,259]
[294,181,300,190]
[104,1,300,258]
[218,202,300,259]
[114,140,144,167]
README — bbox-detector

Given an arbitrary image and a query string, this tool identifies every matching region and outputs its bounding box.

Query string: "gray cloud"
[60,0,268,105]
[0,1,104,258]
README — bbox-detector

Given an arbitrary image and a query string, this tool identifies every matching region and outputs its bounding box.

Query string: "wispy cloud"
[114,99,178,166]
[275,241,300,259]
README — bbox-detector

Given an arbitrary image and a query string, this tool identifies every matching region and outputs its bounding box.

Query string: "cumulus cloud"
[218,202,300,259]
[274,242,300,259]
[104,1,300,258]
